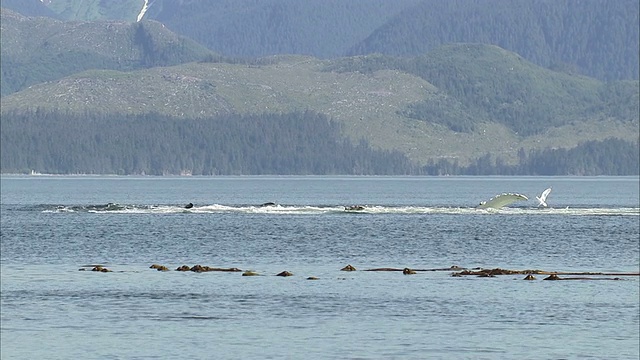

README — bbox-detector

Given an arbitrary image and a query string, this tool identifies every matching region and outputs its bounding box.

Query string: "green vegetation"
[403,44,604,136]
[348,0,639,82]
[47,0,141,21]
[0,3,638,175]
[0,9,215,96]
[4,0,637,81]
[323,46,639,136]
[423,139,640,176]
[2,109,636,175]
[47,0,420,58]
[1,45,638,173]
[13,0,635,81]
[0,0,59,17]
[0,110,416,175]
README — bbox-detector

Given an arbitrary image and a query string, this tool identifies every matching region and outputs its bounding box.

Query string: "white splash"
[536,187,552,207]
[136,0,149,22]
[44,203,640,216]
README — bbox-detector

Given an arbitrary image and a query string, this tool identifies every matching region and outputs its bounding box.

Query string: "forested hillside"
[326,45,639,136]
[0,2,638,175]
[0,0,59,18]
[2,109,636,176]
[8,0,635,82]
[0,110,416,175]
[2,48,638,175]
[423,139,639,176]
[0,8,215,95]
[349,0,639,81]
[143,0,420,59]
[2,48,637,171]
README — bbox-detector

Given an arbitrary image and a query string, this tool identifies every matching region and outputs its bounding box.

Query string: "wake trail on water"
[40,203,640,216]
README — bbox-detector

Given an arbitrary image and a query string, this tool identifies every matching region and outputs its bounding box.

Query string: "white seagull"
[536,187,552,207]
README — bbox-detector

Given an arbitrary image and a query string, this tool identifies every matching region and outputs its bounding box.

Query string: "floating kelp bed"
[446,267,639,280]
[79,264,639,281]
[340,265,638,280]
[78,265,112,272]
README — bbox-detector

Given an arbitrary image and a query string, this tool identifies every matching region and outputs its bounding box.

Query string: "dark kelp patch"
[451,267,637,280]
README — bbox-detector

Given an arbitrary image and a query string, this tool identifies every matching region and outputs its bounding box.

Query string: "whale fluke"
[477,193,528,209]
[536,187,552,207]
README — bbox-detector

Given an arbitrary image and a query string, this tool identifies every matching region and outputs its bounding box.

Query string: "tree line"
[423,139,639,176]
[0,109,415,175]
[1,109,637,176]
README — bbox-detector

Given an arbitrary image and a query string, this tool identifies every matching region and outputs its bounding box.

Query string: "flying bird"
[536,187,552,207]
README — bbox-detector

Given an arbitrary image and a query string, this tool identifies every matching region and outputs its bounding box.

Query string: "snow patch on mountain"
[136,0,150,22]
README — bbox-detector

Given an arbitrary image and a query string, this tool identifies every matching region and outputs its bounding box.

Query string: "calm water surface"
[1,176,639,359]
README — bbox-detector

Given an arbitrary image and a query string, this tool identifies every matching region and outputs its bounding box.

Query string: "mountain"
[44,0,142,21]
[0,0,59,18]
[17,0,639,82]
[1,5,637,175]
[2,45,637,169]
[12,0,420,59]
[348,0,639,82]
[0,8,216,95]
[142,0,421,59]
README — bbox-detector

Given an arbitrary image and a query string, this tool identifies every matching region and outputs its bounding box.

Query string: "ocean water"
[1,175,638,359]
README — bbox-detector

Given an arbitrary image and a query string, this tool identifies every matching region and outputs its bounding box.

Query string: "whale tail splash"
[535,187,552,207]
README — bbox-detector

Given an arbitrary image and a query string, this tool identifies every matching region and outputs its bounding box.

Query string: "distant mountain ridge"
[2,47,637,168]
[0,0,60,18]
[0,7,215,95]
[348,0,639,82]
[0,2,638,175]
[5,0,637,81]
